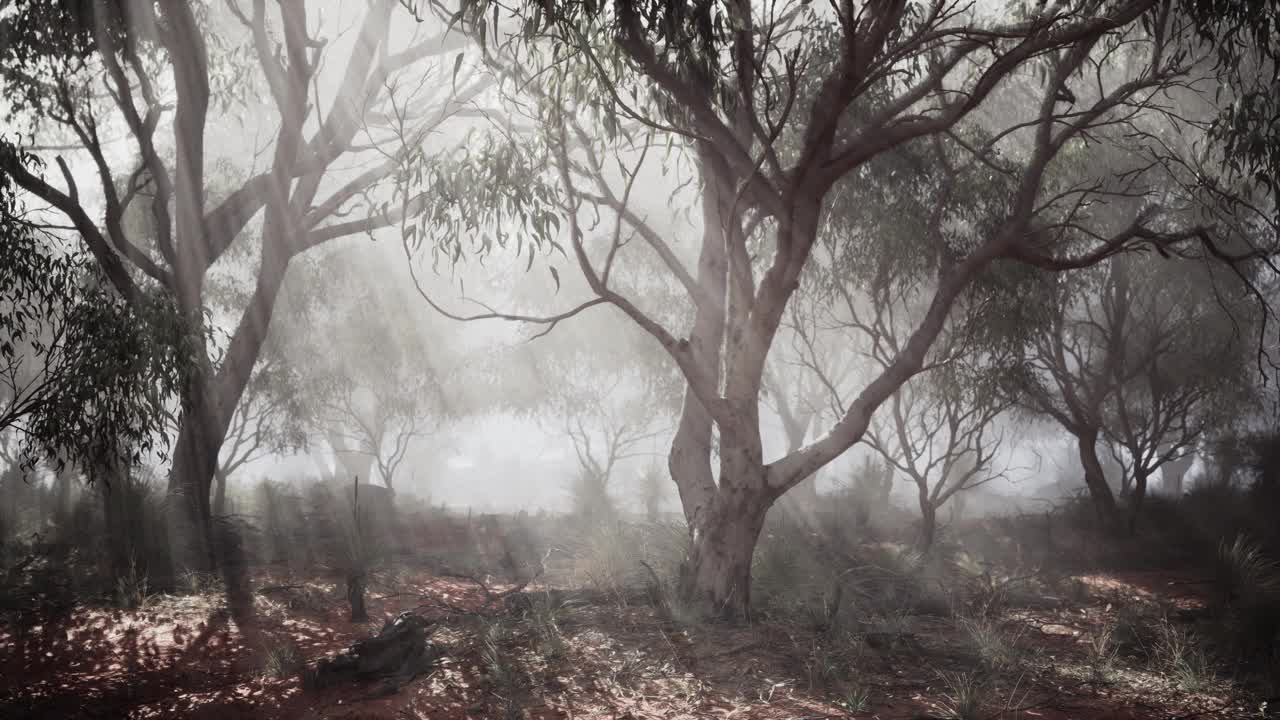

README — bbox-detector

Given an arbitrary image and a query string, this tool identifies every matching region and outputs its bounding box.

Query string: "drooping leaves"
[0,142,192,476]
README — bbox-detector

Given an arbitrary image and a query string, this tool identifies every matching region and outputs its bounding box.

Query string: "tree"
[179,350,304,516]
[1,146,186,476]
[405,0,1277,619]
[0,1,484,575]
[1100,256,1258,530]
[552,362,669,520]
[864,366,1013,551]
[1015,253,1260,530]
[763,292,849,512]
[281,249,451,494]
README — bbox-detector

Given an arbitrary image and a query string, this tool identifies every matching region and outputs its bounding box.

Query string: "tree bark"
[213,467,228,517]
[678,487,770,622]
[167,243,290,622]
[1127,469,1148,535]
[919,501,937,552]
[99,471,131,583]
[1076,427,1120,528]
[167,387,219,576]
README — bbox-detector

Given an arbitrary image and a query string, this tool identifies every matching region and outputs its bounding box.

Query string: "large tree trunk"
[167,244,290,619]
[678,487,770,622]
[167,389,220,576]
[1076,427,1120,528]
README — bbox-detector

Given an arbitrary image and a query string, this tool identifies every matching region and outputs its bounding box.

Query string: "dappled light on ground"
[0,559,1262,719]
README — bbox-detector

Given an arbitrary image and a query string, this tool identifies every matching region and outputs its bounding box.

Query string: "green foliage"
[0,1,131,120]
[1181,0,1280,201]
[400,130,563,271]
[839,681,872,713]
[1,145,191,474]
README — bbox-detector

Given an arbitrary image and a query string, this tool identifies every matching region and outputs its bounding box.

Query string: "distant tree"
[636,461,668,522]
[1100,258,1258,530]
[286,251,450,494]
[200,352,304,516]
[766,284,852,511]
[865,372,1012,551]
[847,456,893,532]
[1015,254,1259,530]
[551,363,667,521]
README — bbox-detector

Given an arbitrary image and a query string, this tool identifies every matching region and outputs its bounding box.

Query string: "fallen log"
[305,612,442,694]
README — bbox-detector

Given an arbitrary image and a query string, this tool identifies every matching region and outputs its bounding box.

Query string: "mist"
[1,0,1279,718]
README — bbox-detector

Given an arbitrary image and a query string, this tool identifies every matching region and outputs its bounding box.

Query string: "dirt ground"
[0,564,1263,720]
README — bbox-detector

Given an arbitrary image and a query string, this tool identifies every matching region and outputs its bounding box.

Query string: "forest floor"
[0,561,1266,720]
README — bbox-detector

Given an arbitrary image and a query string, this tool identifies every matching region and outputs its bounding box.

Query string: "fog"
[1,0,1279,717]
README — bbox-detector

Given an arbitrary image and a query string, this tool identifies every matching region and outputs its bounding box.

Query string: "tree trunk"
[678,490,769,622]
[348,475,369,622]
[53,465,74,530]
[167,401,218,576]
[215,516,256,630]
[1127,470,1149,535]
[99,473,131,583]
[1076,428,1119,527]
[1162,454,1194,495]
[919,502,937,551]
[348,571,368,622]
[213,467,228,517]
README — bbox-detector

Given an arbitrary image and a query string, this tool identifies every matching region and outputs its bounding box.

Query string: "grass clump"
[1154,620,1216,693]
[1085,625,1119,682]
[115,557,153,609]
[959,616,1023,672]
[261,641,304,680]
[935,671,986,720]
[839,679,873,713]
[527,591,568,661]
[480,620,523,719]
